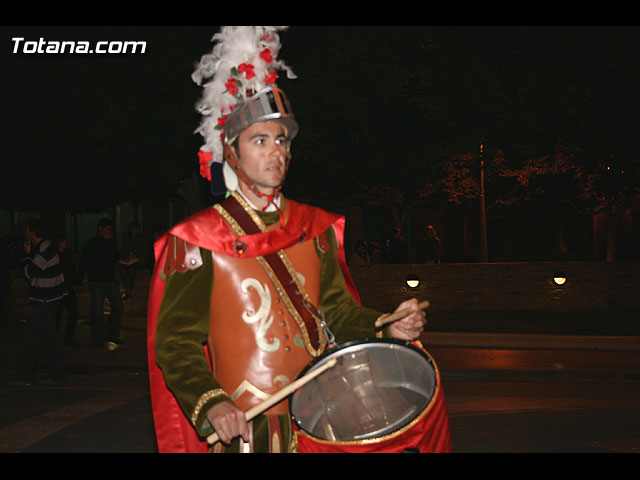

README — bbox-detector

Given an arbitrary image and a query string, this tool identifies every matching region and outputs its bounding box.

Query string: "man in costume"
[147,26,427,453]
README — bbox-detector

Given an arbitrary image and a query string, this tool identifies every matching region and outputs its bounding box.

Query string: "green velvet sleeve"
[316,227,384,342]
[154,246,228,437]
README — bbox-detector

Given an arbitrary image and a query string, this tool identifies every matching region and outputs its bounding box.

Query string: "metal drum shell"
[291,339,452,453]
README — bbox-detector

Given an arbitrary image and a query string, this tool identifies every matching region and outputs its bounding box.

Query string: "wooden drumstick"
[374,300,430,328]
[207,357,338,445]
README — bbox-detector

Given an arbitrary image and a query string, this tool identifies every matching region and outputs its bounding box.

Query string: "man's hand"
[388,298,427,341]
[206,401,249,445]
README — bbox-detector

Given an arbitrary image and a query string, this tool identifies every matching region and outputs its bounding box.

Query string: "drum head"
[290,339,436,442]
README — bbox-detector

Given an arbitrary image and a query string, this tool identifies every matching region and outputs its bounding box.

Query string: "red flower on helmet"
[265,70,277,85]
[238,63,255,80]
[198,150,213,180]
[259,48,273,64]
[217,114,229,128]
[225,77,239,96]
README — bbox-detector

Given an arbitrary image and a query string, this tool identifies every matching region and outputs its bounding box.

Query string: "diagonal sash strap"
[220,194,326,355]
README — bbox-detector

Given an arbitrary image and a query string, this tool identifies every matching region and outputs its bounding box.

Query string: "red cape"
[147,199,361,453]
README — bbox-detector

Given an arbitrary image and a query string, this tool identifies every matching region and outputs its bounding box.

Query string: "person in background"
[385,227,407,264]
[118,221,147,300]
[348,239,370,268]
[423,225,442,264]
[7,219,66,386]
[78,218,124,351]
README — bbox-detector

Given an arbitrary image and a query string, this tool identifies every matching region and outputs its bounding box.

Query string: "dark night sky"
[2,26,639,212]
[2,26,216,210]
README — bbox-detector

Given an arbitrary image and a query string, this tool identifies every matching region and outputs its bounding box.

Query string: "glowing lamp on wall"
[406,274,420,288]
[553,272,567,285]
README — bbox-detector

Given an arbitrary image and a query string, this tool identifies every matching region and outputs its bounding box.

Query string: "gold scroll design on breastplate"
[213,192,326,358]
[240,277,279,353]
[241,276,306,353]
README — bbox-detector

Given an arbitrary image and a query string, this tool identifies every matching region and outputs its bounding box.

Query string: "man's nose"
[269,142,286,159]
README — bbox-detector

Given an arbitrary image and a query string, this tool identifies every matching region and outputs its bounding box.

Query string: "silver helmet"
[223,86,298,146]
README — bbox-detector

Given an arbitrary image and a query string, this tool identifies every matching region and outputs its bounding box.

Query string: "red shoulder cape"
[146,199,361,452]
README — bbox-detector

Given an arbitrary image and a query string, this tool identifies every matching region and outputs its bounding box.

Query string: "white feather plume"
[192,26,296,169]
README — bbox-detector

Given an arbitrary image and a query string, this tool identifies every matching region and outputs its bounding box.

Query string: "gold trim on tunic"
[191,388,228,425]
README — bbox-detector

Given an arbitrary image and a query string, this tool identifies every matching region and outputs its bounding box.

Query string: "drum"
[291,339,451,453]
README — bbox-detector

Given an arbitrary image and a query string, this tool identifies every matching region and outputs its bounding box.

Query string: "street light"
[553,272,567,285]
[406,274,420,288]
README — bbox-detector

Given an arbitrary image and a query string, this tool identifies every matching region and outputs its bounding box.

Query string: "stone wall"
[349,261,640,314]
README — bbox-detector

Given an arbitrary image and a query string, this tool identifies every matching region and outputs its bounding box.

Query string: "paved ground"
[1,274,639,453]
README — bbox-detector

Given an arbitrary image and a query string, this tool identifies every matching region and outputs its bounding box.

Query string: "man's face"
[98,225,113,239]
[234,122,289,195]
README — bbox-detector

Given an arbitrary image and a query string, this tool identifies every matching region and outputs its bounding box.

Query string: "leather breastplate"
[207,231,326,415]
